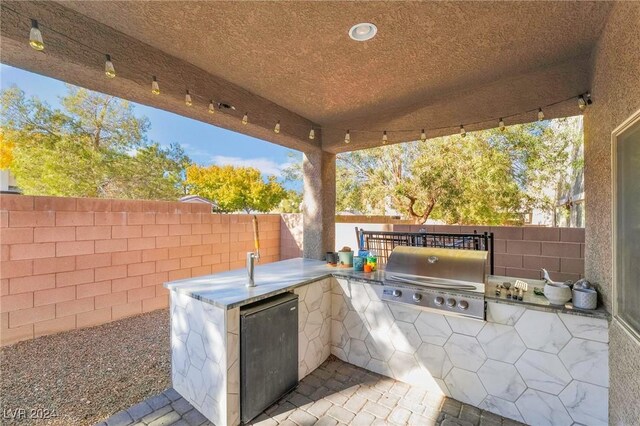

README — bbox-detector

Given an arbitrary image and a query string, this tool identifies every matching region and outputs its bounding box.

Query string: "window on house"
[614,110,640,340]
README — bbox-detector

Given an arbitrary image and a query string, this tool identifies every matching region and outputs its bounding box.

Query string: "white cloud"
[210,155,294,177]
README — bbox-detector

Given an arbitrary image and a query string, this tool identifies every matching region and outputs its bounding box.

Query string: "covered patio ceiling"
[1,1,612,153]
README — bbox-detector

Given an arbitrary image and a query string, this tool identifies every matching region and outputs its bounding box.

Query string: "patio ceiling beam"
[0,1,321,154]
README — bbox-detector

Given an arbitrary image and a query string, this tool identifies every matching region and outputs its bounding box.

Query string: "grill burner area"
[381,246,487,320]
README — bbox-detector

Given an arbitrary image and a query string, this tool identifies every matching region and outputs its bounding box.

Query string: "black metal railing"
[358,229,494,274]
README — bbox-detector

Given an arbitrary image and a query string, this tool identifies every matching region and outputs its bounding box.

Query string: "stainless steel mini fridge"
[240,292,299,423]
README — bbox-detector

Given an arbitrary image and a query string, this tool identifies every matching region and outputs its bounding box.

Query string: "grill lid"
[384,246,487,285]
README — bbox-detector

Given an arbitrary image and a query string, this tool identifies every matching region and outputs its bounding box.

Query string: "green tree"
[276,189,303,213]
[185,164,286,213]
[0,85,189,200]
[336,119,582,225]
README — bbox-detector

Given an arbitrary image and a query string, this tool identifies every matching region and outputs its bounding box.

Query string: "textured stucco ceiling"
[1,1,613,153]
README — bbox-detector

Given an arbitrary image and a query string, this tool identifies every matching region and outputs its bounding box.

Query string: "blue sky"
[0,64,301,186]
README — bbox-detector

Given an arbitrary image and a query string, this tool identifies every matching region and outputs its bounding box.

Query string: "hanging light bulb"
[29,19,44,51]
[382,131,388,144]
[499,118,505,131]
[274,120,281,134]
[185,90,192,106]
[309,128,315,140]
[585,92,593,105]
[208,100,216,114]
[538,108,545,121]
[578,95,587,111]
[104,54,116,78]
[344,130,351,144]
[151,76,160,95]
[420,129,427,142]
[460,125,466,138]
[242,113,248,125]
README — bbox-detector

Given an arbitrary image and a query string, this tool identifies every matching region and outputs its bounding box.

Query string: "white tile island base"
[330,278,609,426]
[167,259,609,426]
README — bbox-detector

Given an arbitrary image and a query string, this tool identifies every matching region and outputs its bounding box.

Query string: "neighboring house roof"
[179,195,218,208]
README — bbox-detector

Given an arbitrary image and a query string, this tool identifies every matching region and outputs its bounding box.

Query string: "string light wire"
[8,6,591,144]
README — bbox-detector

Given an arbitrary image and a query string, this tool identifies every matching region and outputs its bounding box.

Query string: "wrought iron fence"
[358,229,494,274]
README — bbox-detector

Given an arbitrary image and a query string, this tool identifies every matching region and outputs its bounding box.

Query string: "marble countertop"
[165,258,609,318]
[486,275,610,320]
[165,258,333,309]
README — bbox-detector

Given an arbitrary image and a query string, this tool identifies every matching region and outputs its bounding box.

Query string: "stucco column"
[302,150,336,259]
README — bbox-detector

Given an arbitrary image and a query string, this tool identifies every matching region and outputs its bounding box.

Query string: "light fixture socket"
[344,130,351,144]
[104,54,116,78]
[185,90,193,106]
[151,76,160,95]
[208,100,216,114]
[274,120,281,134]
[29,19,44,51]
[578,96,587,111]
[309,129,315,140]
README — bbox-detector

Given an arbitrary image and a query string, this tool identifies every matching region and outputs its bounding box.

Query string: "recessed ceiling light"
[349,23,377,41]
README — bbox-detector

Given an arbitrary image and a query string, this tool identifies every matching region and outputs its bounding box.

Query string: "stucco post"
[302,150,336,259]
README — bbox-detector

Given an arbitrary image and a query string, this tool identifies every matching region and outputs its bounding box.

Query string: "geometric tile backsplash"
[330,278,609,426]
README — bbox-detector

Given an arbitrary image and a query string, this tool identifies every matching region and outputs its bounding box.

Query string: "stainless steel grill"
[379,246,487,320]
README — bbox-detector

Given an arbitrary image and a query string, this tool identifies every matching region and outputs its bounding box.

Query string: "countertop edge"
[164,262,609,320]
[169,273,335,310]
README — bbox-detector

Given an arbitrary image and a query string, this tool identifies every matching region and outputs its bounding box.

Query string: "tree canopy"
[335,118,582,225]
[1,86,189,200]
[185,164,286,213]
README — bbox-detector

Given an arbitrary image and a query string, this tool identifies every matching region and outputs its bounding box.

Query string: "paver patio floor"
[99,357,525,426]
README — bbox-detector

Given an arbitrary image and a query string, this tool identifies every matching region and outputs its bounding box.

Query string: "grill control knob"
[446,298,456,308]
[434,296,445,306]
[459,300,469,310]
[392,289,402,297]
[412,293,423,302]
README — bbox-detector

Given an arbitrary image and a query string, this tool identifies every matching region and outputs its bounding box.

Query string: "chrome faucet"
[246,215,260,287]
[247,251,259,287]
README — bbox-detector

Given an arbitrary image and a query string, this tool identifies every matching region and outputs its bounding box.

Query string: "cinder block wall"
[279,214,585,280]
[394,224,585,281]
[0,195,280,346]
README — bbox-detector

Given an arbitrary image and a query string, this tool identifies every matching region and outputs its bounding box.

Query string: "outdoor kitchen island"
[165,257,609,426]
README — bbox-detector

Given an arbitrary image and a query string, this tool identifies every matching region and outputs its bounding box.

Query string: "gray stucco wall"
[584,2,640,424]
[302,150,336,259]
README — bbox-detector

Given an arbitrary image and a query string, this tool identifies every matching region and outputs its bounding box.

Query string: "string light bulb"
[274,120,281,134]
[344,130,351,144]
[185,90,192,106]
[208,100,216,114]
[538,108,545,121]
[29,19,44,51]
[104,54,116,78]
[460,125,466,138]
[499,118,505,131]
[382,131,388,144]
[309,129,315,140]
[151,76,160,95]
[585,92,593,105]
[420,129,427,142]
[578,95,587,111]
[242,113,248,125]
